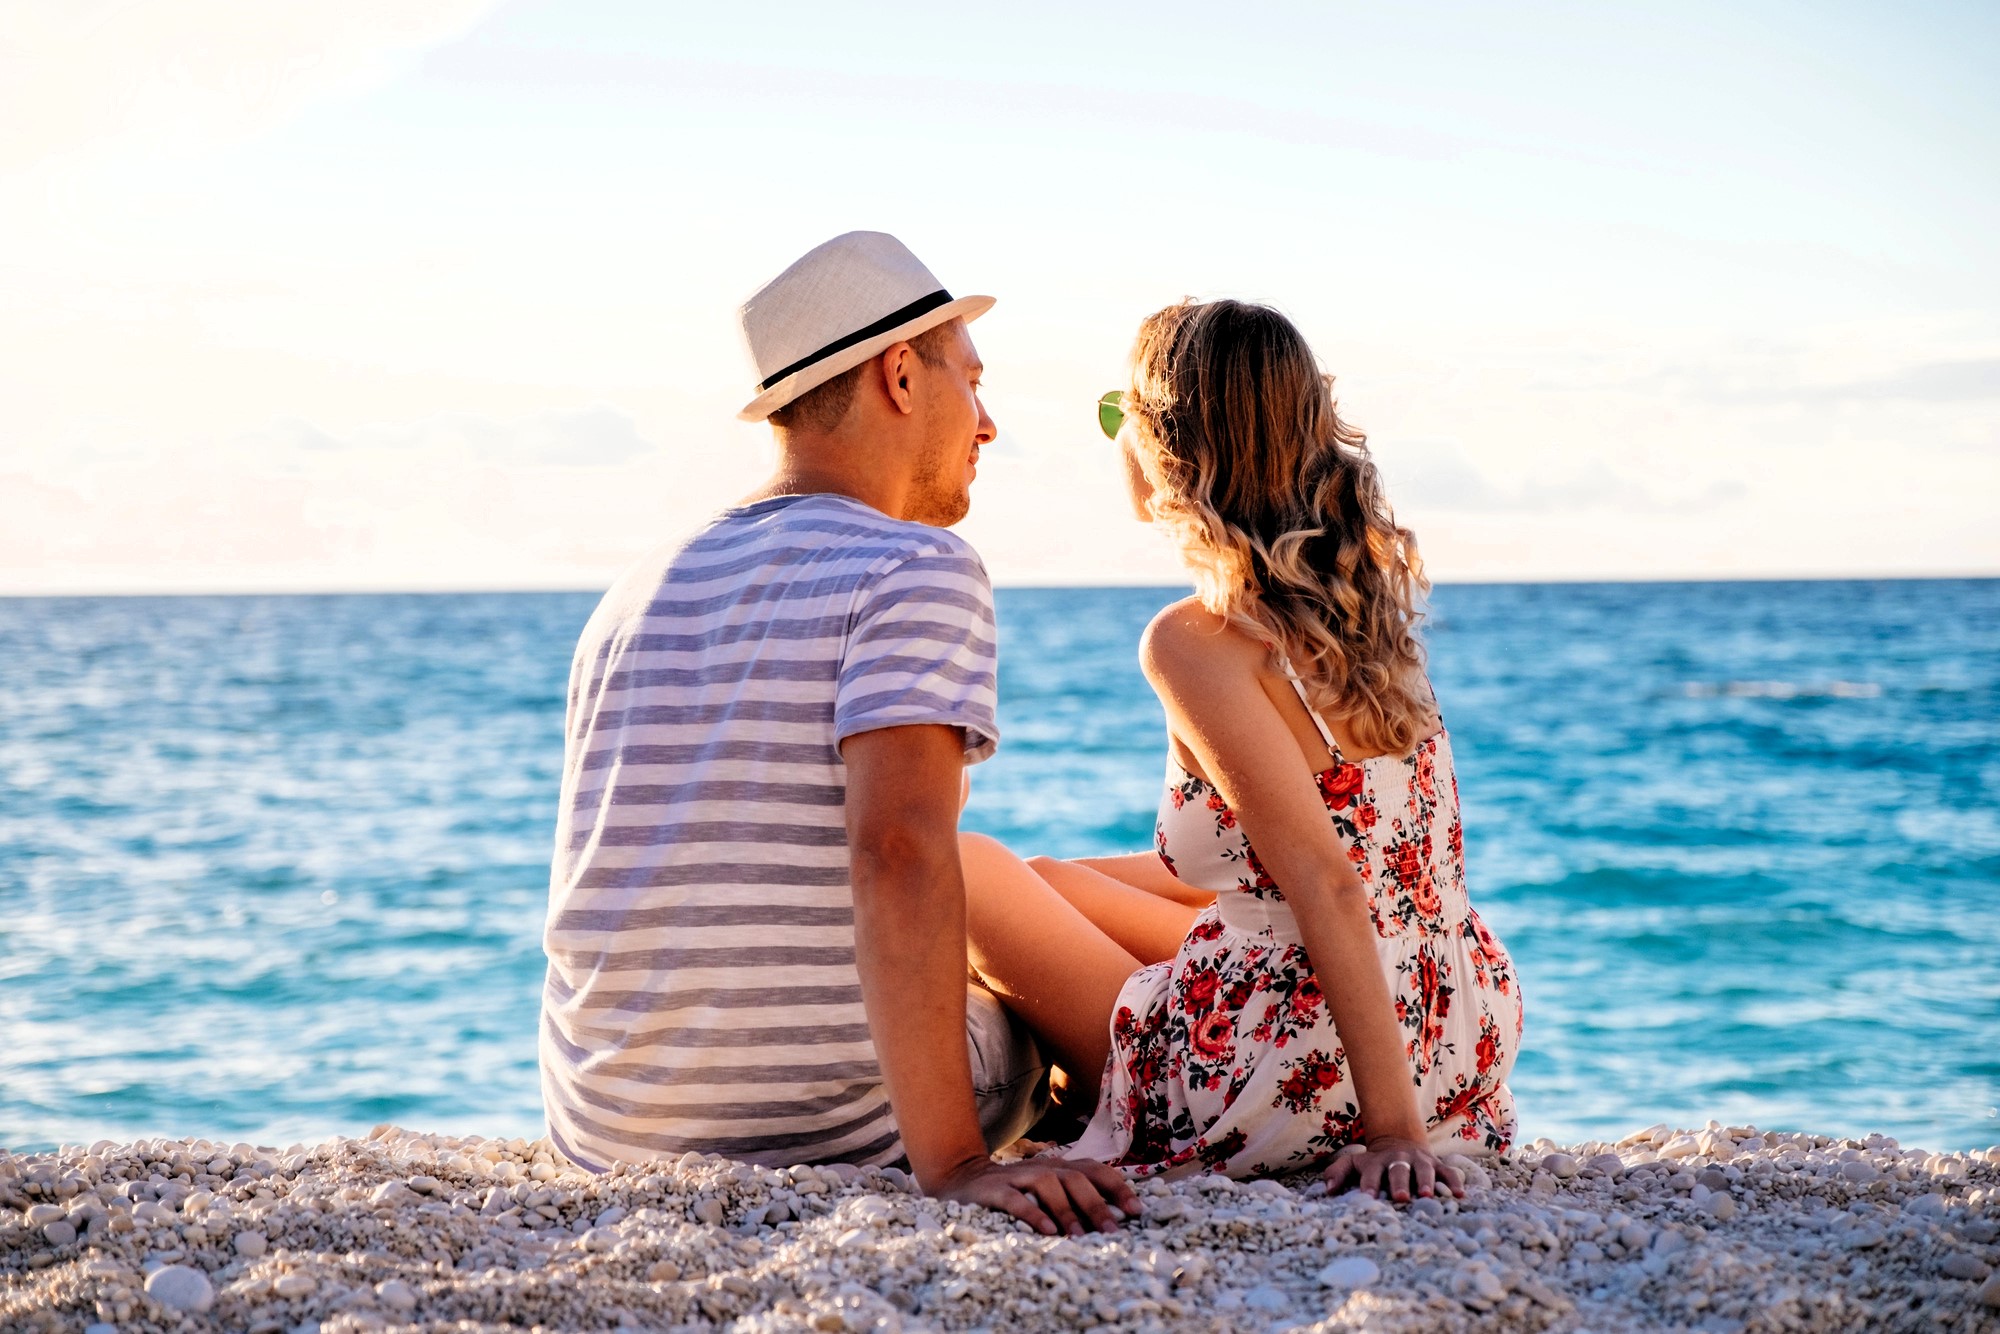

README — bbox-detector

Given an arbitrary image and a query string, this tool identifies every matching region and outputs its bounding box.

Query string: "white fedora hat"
[737,231,994,422]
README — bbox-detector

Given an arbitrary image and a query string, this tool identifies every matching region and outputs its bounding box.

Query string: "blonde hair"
[1127,299,1433,755]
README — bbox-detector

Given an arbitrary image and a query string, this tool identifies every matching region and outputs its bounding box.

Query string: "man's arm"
[842,722,1141,1235]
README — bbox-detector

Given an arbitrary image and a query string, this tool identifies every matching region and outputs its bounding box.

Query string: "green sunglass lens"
[1097,390,1126,440]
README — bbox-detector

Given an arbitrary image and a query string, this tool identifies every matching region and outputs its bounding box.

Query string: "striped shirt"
[540,493,1000,1171]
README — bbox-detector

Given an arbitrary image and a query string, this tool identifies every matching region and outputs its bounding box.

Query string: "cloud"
[0,0,503,169]
[1824,358,2000,402]
[247,407,656,468]
[1380,439,1746,516]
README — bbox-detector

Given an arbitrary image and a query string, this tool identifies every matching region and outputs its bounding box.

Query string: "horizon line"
[2,569,1997,600]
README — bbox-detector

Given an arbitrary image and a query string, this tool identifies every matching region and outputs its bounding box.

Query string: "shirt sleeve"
[835,540,1000,763]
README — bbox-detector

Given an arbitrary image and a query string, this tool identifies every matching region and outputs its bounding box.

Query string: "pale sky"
[2,0,1995,593]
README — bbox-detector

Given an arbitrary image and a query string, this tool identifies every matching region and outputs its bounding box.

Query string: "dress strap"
[1279,658,1344,763]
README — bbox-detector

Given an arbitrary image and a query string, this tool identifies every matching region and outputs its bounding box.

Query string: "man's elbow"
[849,819,957,896]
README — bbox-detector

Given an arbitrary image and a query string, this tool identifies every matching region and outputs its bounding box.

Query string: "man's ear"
[877,342,917,417]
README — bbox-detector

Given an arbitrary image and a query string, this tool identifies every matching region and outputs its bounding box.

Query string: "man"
[540,231,1138,1235]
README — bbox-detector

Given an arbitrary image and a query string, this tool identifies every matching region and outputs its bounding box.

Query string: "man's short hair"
[769,321,960,435]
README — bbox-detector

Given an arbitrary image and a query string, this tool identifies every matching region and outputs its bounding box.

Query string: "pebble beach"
[3,1123,1996,1333]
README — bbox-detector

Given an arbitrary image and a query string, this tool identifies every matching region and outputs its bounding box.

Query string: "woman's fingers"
[1323,1153,1358,1191]
[1385,1158,1413,1203]
[1073,1159,1143,1222]
[1414,1156,1437,1199]
[1055,1168,1120,1234]
[1438,1159,1466,1198]
[1023,1169,1084,1237]
[994,1184,1056,1236]
[1357,1155,1387,1199]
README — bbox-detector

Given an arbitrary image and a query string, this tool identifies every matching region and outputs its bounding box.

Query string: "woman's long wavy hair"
[1126,299,1433,755]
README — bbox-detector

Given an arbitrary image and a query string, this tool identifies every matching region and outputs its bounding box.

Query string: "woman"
[961,299,1521,1201]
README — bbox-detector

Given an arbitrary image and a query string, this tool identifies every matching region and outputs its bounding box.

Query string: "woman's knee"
[958,830,1010,870]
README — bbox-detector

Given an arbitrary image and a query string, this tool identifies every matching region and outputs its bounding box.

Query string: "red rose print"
[1355,802,1378,831]
[1191,1011,1235,1060]
[1181,964,1222,1010]
[1410,868,1442,920]
[1316,764,1363,809]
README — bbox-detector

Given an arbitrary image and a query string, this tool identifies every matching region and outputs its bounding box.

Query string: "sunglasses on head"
[1097,390,1126,440]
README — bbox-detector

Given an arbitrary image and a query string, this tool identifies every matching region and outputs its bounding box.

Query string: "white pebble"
[1316,1256,1380,1288]
[144,1263,216,1313]
[1242,1284,1289,1311]
[376,1278,418,1310]
[1704,1193,1738,1221]
[235,1230,268,1257]
[1541,1152,1578,1179]
[1839,1160,1880,1184]
[1940,1252,1991,1282]
[370,1180,414,1206]
[581,1227,619,1252]
[41,1220,76,1246]
[24,1204,62,1227]
[273,1271,316,1298]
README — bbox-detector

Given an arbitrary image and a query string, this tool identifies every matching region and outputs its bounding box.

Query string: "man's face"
[906,321,995,527]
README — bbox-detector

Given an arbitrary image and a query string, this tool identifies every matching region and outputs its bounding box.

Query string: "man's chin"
[913,491,972,528]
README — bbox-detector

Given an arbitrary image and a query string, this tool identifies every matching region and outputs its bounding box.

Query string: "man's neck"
[744,436,908,520]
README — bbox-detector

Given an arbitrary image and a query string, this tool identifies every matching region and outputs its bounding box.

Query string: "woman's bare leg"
[960,833,1146,1091]
[1024,854,1211,958]
[1066,852,1218,910]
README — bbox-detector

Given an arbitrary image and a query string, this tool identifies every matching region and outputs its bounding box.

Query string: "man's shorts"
[966,981,1051,1151]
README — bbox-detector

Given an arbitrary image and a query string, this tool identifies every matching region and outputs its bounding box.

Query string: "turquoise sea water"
[1,581,1995,1155]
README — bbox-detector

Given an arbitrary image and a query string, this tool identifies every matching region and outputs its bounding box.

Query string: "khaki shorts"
[966,981,1051,1151]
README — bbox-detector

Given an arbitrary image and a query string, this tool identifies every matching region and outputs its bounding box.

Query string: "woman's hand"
[1323,1136,1465,1203]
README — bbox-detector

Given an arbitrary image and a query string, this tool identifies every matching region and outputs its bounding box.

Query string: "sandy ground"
[2,1122,1996,1333]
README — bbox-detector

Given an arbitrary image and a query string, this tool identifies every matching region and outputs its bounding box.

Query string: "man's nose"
[974,399,997,447]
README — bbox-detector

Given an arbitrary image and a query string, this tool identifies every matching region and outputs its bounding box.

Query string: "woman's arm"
[1140,604,1462,1202]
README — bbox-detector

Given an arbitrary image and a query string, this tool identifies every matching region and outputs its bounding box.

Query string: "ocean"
[1,580,1995,1156]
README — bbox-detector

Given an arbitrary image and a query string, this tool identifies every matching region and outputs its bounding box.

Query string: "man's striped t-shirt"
[540,493,1000,1171]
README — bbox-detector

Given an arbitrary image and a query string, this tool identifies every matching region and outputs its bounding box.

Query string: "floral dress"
[1069,677,1522,1179]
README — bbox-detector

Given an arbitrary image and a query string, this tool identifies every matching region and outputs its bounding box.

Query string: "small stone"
[645,1260,681,1282]
[594,1206,628,1227]
[1659,1135,1699,1159]
[1940,1252,1992,1282]
[376,1278,418,1310]
[145,1263,216,1313]
[1839,1160,1879,1185]
[1704,1193,1737,1221]
[273,1272,316,1298]
[24,1203,62,1226]
[581,1227,619,1252]
[1618,1222,1652,1252]
[1316,1256,1380,1288]
[1242,1285,1289,1312]
[235,1230,268,1258]
[1978,1271,2000,1308]
[41,1219,76,1246]
[1541,1153,1578,1179]
[369,1181,414,1206]
[694,1198,726,1226]
[84,1325,117,1334]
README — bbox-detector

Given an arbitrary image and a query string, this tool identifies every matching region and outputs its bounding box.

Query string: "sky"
[2,0,1996,593]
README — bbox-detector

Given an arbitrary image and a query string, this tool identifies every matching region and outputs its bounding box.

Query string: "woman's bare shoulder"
[1140,598,1266,682]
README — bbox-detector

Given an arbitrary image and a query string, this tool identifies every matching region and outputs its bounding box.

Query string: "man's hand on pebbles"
[1323,1137,1465,1203]
[935,1156,1142,1236]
